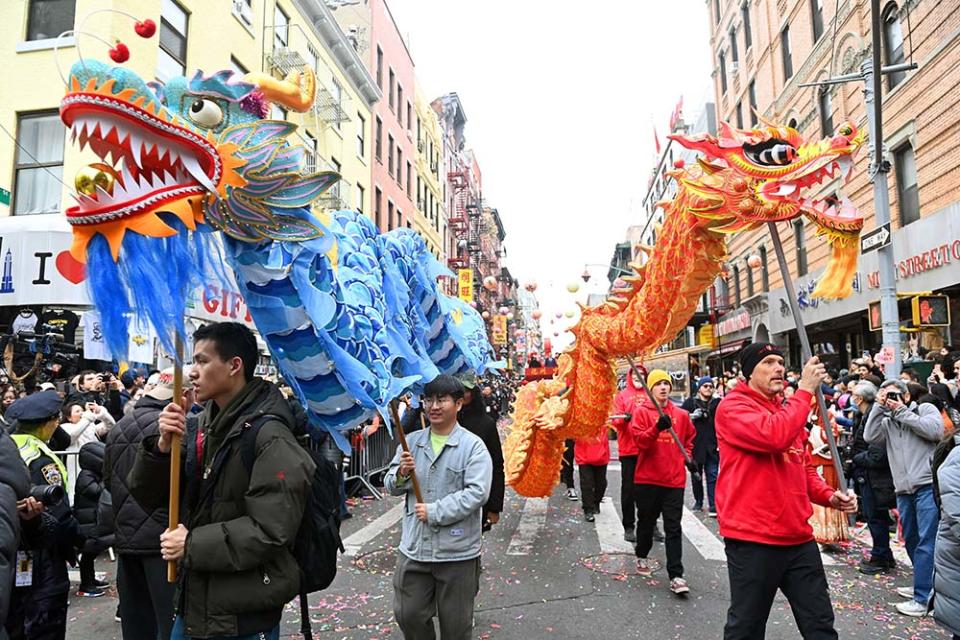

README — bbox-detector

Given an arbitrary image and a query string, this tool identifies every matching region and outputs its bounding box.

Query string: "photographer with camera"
[5,391,80,639]
[864,379,945,617]
[682,376,720,516]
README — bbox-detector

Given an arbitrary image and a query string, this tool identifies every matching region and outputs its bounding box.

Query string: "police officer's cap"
[6,390,62,422]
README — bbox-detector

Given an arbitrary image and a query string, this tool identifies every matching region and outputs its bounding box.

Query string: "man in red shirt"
[629,370,696,595]
[610,372,644,541]
[715,343,857,639]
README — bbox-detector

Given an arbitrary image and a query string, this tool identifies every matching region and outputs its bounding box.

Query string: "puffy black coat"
[74,441,115,554]
[103,394,168,555]
[851,402,896,509]
[0,432,30,624]
[459,394,505,515]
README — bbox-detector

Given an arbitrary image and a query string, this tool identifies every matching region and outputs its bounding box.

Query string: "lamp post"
[581,263,634,284]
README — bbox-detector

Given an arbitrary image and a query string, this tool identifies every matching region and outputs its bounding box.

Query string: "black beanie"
[740,342,783,379]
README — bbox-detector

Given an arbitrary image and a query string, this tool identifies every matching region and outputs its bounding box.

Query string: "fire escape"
[446,168,470,270]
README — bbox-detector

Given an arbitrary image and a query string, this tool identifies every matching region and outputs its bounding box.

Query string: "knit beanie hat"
[646,369,672,389]
[739,342,783,380]
[696,376,714,388]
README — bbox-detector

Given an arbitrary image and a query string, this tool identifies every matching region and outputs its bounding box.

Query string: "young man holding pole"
[715,343,857,639]
[629,369,696,595]
[128,322,315,640]
[385,374,493,640]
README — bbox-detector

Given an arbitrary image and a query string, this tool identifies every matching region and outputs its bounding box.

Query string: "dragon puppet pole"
[766,222,848,490]
[167,334,184,583]
[388,401,425,504]
[624,356,701,484]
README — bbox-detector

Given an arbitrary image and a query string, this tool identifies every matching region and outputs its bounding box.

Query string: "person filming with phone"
[864,379,945,617]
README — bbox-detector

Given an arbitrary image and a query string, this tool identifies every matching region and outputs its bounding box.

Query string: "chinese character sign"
[492,315,508,345]
[458,269,473,303]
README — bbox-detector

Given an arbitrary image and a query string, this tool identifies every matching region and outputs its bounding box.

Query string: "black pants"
[620,455,638,530]
[78,551,99,588]
[6,591,68,640]
[578,464,607,513]
[723,539,837,639]
[117,554,176,640]
[560,439,575,488]
[634,484,684,578]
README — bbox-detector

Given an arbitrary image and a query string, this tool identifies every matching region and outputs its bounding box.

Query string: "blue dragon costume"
[59,58,493,449]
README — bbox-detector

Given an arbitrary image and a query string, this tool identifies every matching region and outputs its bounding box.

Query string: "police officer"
[5,391,78,640]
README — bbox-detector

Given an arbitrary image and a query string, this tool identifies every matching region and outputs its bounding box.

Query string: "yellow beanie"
[646,369,672,389]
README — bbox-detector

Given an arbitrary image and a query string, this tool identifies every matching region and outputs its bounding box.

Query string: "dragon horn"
[244,69,316,113]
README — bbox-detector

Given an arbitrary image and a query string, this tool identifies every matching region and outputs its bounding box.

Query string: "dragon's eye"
[744,139,797,166]
[838,123,853,137]
[187,98,224,128]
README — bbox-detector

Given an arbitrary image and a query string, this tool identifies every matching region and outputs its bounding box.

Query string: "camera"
[29,484,64,506]
[887,391,901,402]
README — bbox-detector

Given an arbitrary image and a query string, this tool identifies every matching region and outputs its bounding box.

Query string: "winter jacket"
[934,435,960,636]
[60,405,115,451]
[459,397,505,515]
[103,395,168,555]
[681,395,720,464]
[864,400,945,494]
[128,379,315,639]
[575,428,611,466]
[851,402,896,509]
[629,397,695,489]
[384,424,492,562]
[611,378,645,457]
[73,441,115,555]
[0,432,30,627]
[715,383,835,546]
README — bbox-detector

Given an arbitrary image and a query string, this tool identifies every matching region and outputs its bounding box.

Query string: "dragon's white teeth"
[181,153,217,193]
[128,132,143,168]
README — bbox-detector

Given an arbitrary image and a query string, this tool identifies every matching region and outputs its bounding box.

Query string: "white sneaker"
[566,488,578,501]
[636,558,653,578]
[895,600,927,617]
[670,577,690,595]
[896,586,915,600]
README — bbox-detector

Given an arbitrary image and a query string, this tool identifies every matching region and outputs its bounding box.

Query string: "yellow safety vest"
[12,434,68,486]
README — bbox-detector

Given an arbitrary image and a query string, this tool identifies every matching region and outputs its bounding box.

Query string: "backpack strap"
[239,414,284,477]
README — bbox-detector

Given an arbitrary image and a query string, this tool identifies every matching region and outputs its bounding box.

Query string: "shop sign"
[778,273,863,317]
[865,240,960,289]
[187,283,254,328]
[491,314,507,345]
[717,309,750,336]
[0,217,90,307]
[457,269,473,303]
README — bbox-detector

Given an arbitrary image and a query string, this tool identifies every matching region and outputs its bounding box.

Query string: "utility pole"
[799,0,916,379]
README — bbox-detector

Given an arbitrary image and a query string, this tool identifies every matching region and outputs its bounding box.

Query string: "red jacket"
[575,429,611,466]
[715,382,836,546]
[629,398,695,488]
[611,378,644,457]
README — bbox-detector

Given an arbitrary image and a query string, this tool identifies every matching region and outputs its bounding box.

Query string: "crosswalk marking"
[681,507,728,561]
[596,497,634,554]
[507,497,549,556]
[342,500,404,557]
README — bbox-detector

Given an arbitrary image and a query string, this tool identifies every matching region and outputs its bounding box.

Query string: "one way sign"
[861,223,891,254]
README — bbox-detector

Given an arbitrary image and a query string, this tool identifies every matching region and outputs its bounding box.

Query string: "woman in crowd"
[60,401,115,451]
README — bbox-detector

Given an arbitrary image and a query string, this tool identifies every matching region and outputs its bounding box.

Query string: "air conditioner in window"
[232,0,253,25]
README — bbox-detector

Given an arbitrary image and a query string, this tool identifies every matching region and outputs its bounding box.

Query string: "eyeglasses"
[423,397,454,407]
[700,384,714,388]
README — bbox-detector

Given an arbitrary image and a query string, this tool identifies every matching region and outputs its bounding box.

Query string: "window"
[735,101,744,128]
[810,0,824,42]
[397,86,403,125]
[387,134,394,175]
[748,81,758,126]
[406,161,412,196]
[273,4,289,50]
[883,3,906,89]
[406,103,412,131]
[759,245,769,291]
[729,26,739,64]
[396,149,403,185]
[13,112,65,215]
[330,157,341,200]
[741,2,752,48]
[376,46,383,88]
[331,77,343,130]
[732,265,742,307]
[388,69,395,111]
[302,131,317,173]
[781,26,793,80]
[714,0,721,24]
[304,45,319,72]
[818,87,833,136]
[388,201,394,230]
[375,117,382,162]
[894,143,920,225]
[356,184,364,214]
[719,51,727,93]
[416,176,422,208]
[794,220,808,276]
[232,0,253,28]
[157,0,188,82]
[745,258,754,297]
[375,187,382,228]
[229,56,248,75]
[26,0,76,41]
[357,113,366,157]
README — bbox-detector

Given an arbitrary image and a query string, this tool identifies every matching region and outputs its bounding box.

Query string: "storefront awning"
[708,339,749,358]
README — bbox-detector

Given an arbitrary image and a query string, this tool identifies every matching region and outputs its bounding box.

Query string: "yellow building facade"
[413,83,444,259]
[0,0,379,220]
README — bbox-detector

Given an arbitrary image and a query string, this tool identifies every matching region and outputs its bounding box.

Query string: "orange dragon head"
[669,119,866,298]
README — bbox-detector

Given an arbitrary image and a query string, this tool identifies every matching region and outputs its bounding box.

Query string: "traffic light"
[911,295,950,327]
[868,300,882,332]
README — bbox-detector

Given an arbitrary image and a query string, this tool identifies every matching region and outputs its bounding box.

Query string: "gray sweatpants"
[393,554,481,640]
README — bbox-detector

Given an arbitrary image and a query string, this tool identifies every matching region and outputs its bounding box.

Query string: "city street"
[67,442,947,640]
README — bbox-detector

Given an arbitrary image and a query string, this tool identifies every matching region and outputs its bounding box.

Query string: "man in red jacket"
[715,343,857,639]
[611,372,644,541]
[630,369,696,595]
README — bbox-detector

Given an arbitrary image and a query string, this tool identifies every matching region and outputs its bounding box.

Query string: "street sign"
[0,187,10,206]
[860,223,891,254]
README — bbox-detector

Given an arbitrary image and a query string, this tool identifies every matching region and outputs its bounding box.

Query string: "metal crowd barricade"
[50,450,82,503]
[343,422,400,501]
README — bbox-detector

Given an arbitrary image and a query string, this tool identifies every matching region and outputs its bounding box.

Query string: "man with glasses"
[385,375,493,640]
[682,376,720,516]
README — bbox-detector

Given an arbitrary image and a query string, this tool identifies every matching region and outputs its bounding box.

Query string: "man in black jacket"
[457,373,505,530]
[682,377,720,516]
[128,323,314,639]
[104,369,186,639]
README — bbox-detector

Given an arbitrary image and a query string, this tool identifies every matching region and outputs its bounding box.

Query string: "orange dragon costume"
[505,120,867,497]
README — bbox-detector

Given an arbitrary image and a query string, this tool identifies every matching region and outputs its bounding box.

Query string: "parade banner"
[458,269,473,302]
[492,315,507,345]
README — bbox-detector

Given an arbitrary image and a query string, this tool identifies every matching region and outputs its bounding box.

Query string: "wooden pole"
[167,334,184,583]
[389,401,424,504]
